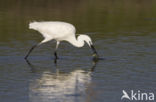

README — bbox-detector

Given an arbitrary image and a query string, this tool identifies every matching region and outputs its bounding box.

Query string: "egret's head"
[78,35,92,47]
[78,35,99,59]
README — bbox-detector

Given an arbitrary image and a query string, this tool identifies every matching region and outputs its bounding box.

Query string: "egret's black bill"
[91,45,97,54]
[90,45,99,61]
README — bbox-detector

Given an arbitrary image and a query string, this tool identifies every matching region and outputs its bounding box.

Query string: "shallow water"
[0,0,156,102]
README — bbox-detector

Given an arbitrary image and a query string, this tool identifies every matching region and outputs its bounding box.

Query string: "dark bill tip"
[91,45,97,54]
[90,45,99,58]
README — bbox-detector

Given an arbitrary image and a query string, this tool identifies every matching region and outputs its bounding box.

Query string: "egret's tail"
[29,22,39,30]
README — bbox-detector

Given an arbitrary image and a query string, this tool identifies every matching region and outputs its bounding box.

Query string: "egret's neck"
[67,36,84,48]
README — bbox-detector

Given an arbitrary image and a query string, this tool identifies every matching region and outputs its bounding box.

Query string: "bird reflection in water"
[26,59,98,102]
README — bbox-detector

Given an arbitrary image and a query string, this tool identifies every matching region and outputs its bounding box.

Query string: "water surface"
[0,0,156,102]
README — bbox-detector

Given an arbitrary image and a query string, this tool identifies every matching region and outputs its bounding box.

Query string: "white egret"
[25,21,98,60]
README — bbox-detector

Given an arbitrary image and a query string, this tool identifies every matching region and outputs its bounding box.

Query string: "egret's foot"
[54,58,57,64]
[54,56,59,60]
[54,51,59,59]
[24,56,28,60]
[54,57,59,66]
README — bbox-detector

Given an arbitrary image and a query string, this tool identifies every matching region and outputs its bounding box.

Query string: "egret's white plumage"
[25,21,98,60]
[29,21,92,47]
[29,21,75,42]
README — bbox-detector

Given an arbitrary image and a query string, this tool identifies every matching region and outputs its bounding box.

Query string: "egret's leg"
[25,39,49,59]
[54,41,60,59]
[54,52,58,59]
[25,44,38,59]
